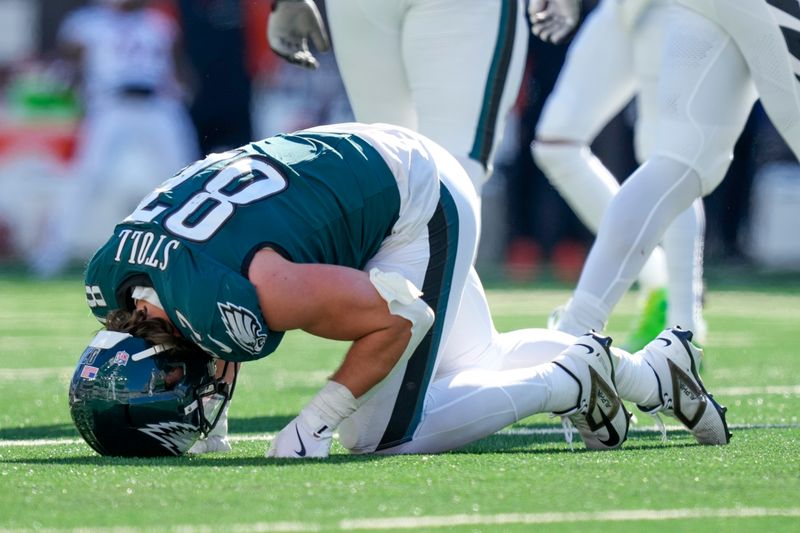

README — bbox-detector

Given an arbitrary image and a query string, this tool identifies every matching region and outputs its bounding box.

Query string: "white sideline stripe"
[2,422,798,447]
[718,384,800,396]
[1,507,798,532]
[340,507,800,530]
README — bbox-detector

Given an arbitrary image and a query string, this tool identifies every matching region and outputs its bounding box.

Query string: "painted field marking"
[1,507,798,532]
[340,507,800,529]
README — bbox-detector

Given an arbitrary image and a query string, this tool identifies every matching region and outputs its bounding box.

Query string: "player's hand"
[187,402,231,454]
[268,0,330,69]
[266,415,334,459]
[528,0,580,45]
[187,435,232,454]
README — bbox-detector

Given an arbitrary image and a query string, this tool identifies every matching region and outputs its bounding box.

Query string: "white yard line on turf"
[1,507,799,532]
[2,422,798,447]
[340,507,800,529]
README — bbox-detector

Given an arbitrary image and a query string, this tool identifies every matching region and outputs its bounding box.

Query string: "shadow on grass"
[3,420,709,467]
[0,415,296,441]
[0,423,79,440]
[1,417,738,445]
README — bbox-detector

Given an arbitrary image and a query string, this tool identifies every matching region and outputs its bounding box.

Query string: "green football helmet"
[69,331,233,457]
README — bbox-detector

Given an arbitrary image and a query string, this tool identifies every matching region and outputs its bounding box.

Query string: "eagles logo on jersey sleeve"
[217,302,268,355]
[160,252,285,362]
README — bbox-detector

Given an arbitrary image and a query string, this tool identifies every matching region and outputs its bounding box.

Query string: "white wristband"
[299,380,359,432]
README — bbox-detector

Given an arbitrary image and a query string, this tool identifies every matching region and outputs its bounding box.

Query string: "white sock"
[612,347,660,406]
[663,199,706,333]
[556,290,611,337]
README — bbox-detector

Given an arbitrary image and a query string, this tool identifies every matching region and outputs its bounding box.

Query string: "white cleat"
[552,332,631,450]
[639,327,731,445]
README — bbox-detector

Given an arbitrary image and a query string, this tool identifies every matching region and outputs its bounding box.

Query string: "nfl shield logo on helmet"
[113,351,130,366]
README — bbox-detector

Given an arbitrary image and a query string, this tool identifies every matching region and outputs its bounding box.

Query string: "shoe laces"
[559,416,576,451]
[648,412,668,443]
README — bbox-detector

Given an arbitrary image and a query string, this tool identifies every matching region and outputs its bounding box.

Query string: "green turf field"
[1,274,799,532]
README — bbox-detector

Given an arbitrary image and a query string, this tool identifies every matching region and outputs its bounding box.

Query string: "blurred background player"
[29,0,198,277]
[552,0,800,338]
[531,0,707,350]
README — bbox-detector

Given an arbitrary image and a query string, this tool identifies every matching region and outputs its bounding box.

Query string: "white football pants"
[326,0,528,193]
[326,124,661,454]
[558,0,800,334]
[532,0,705,334]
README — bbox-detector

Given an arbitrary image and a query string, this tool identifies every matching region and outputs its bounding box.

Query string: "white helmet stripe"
[131,344,170,361]
[89,330,132,348]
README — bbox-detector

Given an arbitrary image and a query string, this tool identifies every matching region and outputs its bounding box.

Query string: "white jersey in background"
[58,4,183,107]
[30,1,199,278]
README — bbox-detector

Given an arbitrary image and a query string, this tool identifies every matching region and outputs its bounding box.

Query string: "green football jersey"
[84,130,401,361]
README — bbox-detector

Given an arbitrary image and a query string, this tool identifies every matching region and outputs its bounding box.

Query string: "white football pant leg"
[327,0,528,191]
[651,4,757,194]
[375,326,583,454]
[326,1,417,129]
[338,136,481,453]
[634,2,707,335]
[535,0,637,145]
[677,0,800,160]
[557,3,758,335]
[533,0,668,291]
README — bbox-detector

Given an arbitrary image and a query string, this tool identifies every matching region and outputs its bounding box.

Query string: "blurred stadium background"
[0,0,798,281]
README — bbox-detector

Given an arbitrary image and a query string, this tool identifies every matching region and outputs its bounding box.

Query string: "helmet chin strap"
[197,361,239,437]
[131,343,171,361]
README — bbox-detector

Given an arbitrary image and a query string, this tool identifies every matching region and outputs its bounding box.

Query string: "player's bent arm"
[248,248,412,398]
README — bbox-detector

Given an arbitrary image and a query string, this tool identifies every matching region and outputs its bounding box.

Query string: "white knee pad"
[652,124,740,196]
